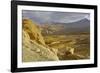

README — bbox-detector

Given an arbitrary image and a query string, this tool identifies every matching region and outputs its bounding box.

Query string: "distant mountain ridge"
[53,18,90,28]
[40,18,90,35]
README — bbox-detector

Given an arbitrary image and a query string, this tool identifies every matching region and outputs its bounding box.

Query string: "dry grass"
[43,34,90,60]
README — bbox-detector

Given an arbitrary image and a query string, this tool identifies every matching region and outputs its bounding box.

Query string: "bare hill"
[22,19,59,62]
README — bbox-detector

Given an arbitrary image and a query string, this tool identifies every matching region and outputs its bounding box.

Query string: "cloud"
[51,12,89,23]
[84,14,90,20]
[22,10,90,24]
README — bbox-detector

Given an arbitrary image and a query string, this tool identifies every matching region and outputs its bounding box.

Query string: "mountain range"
[40,18,90,35]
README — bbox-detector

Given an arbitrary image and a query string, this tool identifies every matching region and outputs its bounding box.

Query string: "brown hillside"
[22,19,59,62]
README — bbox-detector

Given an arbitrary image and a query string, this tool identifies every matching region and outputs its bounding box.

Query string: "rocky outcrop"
[22,19,59,62]
[23,19,45,45]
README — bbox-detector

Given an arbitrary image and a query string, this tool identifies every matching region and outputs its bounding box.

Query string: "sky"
[22,10,90,24]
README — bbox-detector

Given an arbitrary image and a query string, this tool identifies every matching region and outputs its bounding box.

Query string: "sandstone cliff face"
[22,19,59,62]
[23,19,45,45]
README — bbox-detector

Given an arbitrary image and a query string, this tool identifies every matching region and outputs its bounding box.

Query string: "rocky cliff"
[22,19,59,62]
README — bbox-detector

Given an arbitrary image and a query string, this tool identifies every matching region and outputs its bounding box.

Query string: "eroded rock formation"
[22,19,59,62]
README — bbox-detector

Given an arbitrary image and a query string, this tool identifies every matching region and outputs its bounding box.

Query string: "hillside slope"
[22,19,59,62]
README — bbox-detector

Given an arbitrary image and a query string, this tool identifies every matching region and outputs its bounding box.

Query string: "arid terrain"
[44,34,90,60]
[22,18,90,62]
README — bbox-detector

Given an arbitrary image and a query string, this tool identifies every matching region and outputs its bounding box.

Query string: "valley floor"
[44,34,90,60]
